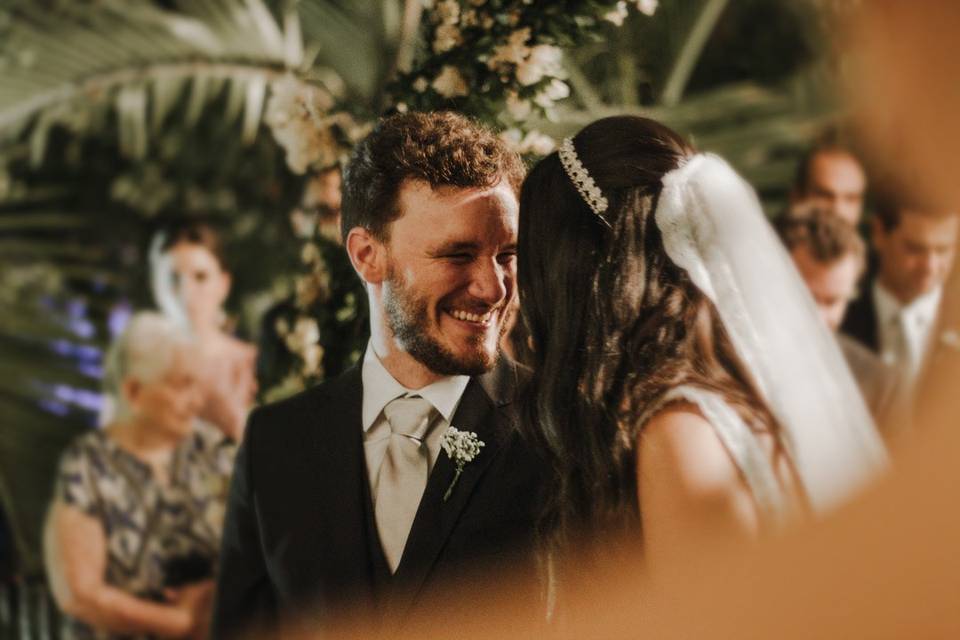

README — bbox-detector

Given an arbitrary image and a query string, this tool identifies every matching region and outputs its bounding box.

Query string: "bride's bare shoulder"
[638,402,742,496]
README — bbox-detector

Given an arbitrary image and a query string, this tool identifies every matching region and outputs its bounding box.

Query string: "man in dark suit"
[840,196,958,434]
[212,112,545,636]
[777,208,899,432]
[842,198,958,358]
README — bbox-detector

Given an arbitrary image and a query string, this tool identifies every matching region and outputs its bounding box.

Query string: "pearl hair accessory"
[558,136,611,227]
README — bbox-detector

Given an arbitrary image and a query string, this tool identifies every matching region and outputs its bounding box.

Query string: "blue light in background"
[37,399,69,417]
[68,317,95,339]
[108,302,132,338]
[76,362,103,379]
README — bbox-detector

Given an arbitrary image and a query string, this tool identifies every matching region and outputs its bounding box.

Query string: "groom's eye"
[497,251,517,265]
[444,253,473,263]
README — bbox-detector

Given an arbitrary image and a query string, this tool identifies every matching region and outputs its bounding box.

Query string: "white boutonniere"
[440,426,485,501]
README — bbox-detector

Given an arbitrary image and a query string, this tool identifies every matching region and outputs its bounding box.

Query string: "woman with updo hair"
[516,116,887,591]
[150,220,257,441]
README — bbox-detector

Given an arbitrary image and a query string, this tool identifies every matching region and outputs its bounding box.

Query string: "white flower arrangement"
[634,0,659,17]
[500,128,556,156]
[533,77,570,109]
[433,23,463,53]
[263,75,363,175]
[515,44,564,87]
[412,76,430,93]
[389,0,658,138]
[504,91,532,120]
[604,1,629,26]
[436,0,461,23]
[440,426,485,501]
[487,27,532,70]
[431,65,470,98]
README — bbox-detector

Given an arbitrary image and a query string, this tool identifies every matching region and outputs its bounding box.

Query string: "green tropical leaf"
[0,0,301,159]
[0,212,93,231]
[150,76,189,132]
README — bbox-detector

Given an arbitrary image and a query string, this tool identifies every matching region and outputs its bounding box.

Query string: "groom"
[212,111,545,636]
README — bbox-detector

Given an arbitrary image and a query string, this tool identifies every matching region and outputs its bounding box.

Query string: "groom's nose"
[467,256,510,305]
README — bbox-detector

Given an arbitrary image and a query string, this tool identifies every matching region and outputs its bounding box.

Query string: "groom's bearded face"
[381,179,518,376]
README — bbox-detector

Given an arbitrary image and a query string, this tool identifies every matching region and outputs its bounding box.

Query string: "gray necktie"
[892,310,915,373]
[375,395,435,572]
[889,311,916,433]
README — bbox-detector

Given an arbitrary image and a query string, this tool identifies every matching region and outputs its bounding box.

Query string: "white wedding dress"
[640,384,794,528]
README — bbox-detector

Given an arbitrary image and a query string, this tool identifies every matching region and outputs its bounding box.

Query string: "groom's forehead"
[392,179,518,224]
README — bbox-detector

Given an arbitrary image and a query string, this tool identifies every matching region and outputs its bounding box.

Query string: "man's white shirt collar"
[361,341,471,432]
[873,281,942,329]
[873,280,943,376]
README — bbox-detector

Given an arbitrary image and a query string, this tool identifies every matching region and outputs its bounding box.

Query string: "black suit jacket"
[211,358,546,637]
[841,282,880,354]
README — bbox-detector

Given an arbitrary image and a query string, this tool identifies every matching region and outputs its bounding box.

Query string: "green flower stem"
[443,464,464,502]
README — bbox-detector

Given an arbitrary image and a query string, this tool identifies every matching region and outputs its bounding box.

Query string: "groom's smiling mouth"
[446,307,496,327]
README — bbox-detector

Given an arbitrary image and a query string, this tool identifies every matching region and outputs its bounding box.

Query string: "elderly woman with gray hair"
[44,312,236,639]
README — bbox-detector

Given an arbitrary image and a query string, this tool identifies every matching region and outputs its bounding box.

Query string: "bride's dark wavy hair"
[517,115,778,550]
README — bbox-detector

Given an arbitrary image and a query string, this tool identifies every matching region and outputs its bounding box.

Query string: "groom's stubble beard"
[382,261,505,376]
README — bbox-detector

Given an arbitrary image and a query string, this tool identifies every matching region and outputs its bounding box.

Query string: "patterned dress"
[53,421,236,640]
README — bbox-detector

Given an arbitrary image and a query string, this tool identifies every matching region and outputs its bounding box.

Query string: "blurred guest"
[44,312,236,639]
[790,133,868,225]
[150,221,257,441]
[776,208,898,430]
[841,196,959,418]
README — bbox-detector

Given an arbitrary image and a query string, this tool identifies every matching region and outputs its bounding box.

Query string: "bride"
[516,116,887,579]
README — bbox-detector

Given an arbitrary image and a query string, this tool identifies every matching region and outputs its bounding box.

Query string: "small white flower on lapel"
[440,426,485,501]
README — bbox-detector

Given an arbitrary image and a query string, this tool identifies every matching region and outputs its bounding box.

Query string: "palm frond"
[660,0,730,107]
[298,0,407,106]
[0,212,93,231]
[0,0,303,161]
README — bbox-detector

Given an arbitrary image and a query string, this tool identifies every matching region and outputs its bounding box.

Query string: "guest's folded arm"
[44,500,209,637]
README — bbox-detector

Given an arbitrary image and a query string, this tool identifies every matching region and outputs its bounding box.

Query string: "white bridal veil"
[656,153,888,512]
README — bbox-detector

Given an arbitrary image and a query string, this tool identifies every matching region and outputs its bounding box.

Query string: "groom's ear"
[345,226,386,285]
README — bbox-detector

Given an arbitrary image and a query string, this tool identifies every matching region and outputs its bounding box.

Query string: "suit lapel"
[387,360,516,618]
[861,289,880,351]
[842,286,880,352]
[306,366,379,611]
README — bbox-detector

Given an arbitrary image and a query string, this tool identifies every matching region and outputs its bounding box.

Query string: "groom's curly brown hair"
[340,111,525,243]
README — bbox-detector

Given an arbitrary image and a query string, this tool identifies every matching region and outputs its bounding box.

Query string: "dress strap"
[647,385,791,529]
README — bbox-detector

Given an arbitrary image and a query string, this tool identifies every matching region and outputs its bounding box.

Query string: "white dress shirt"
[873,281,942,381]
[361,342,470,494]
